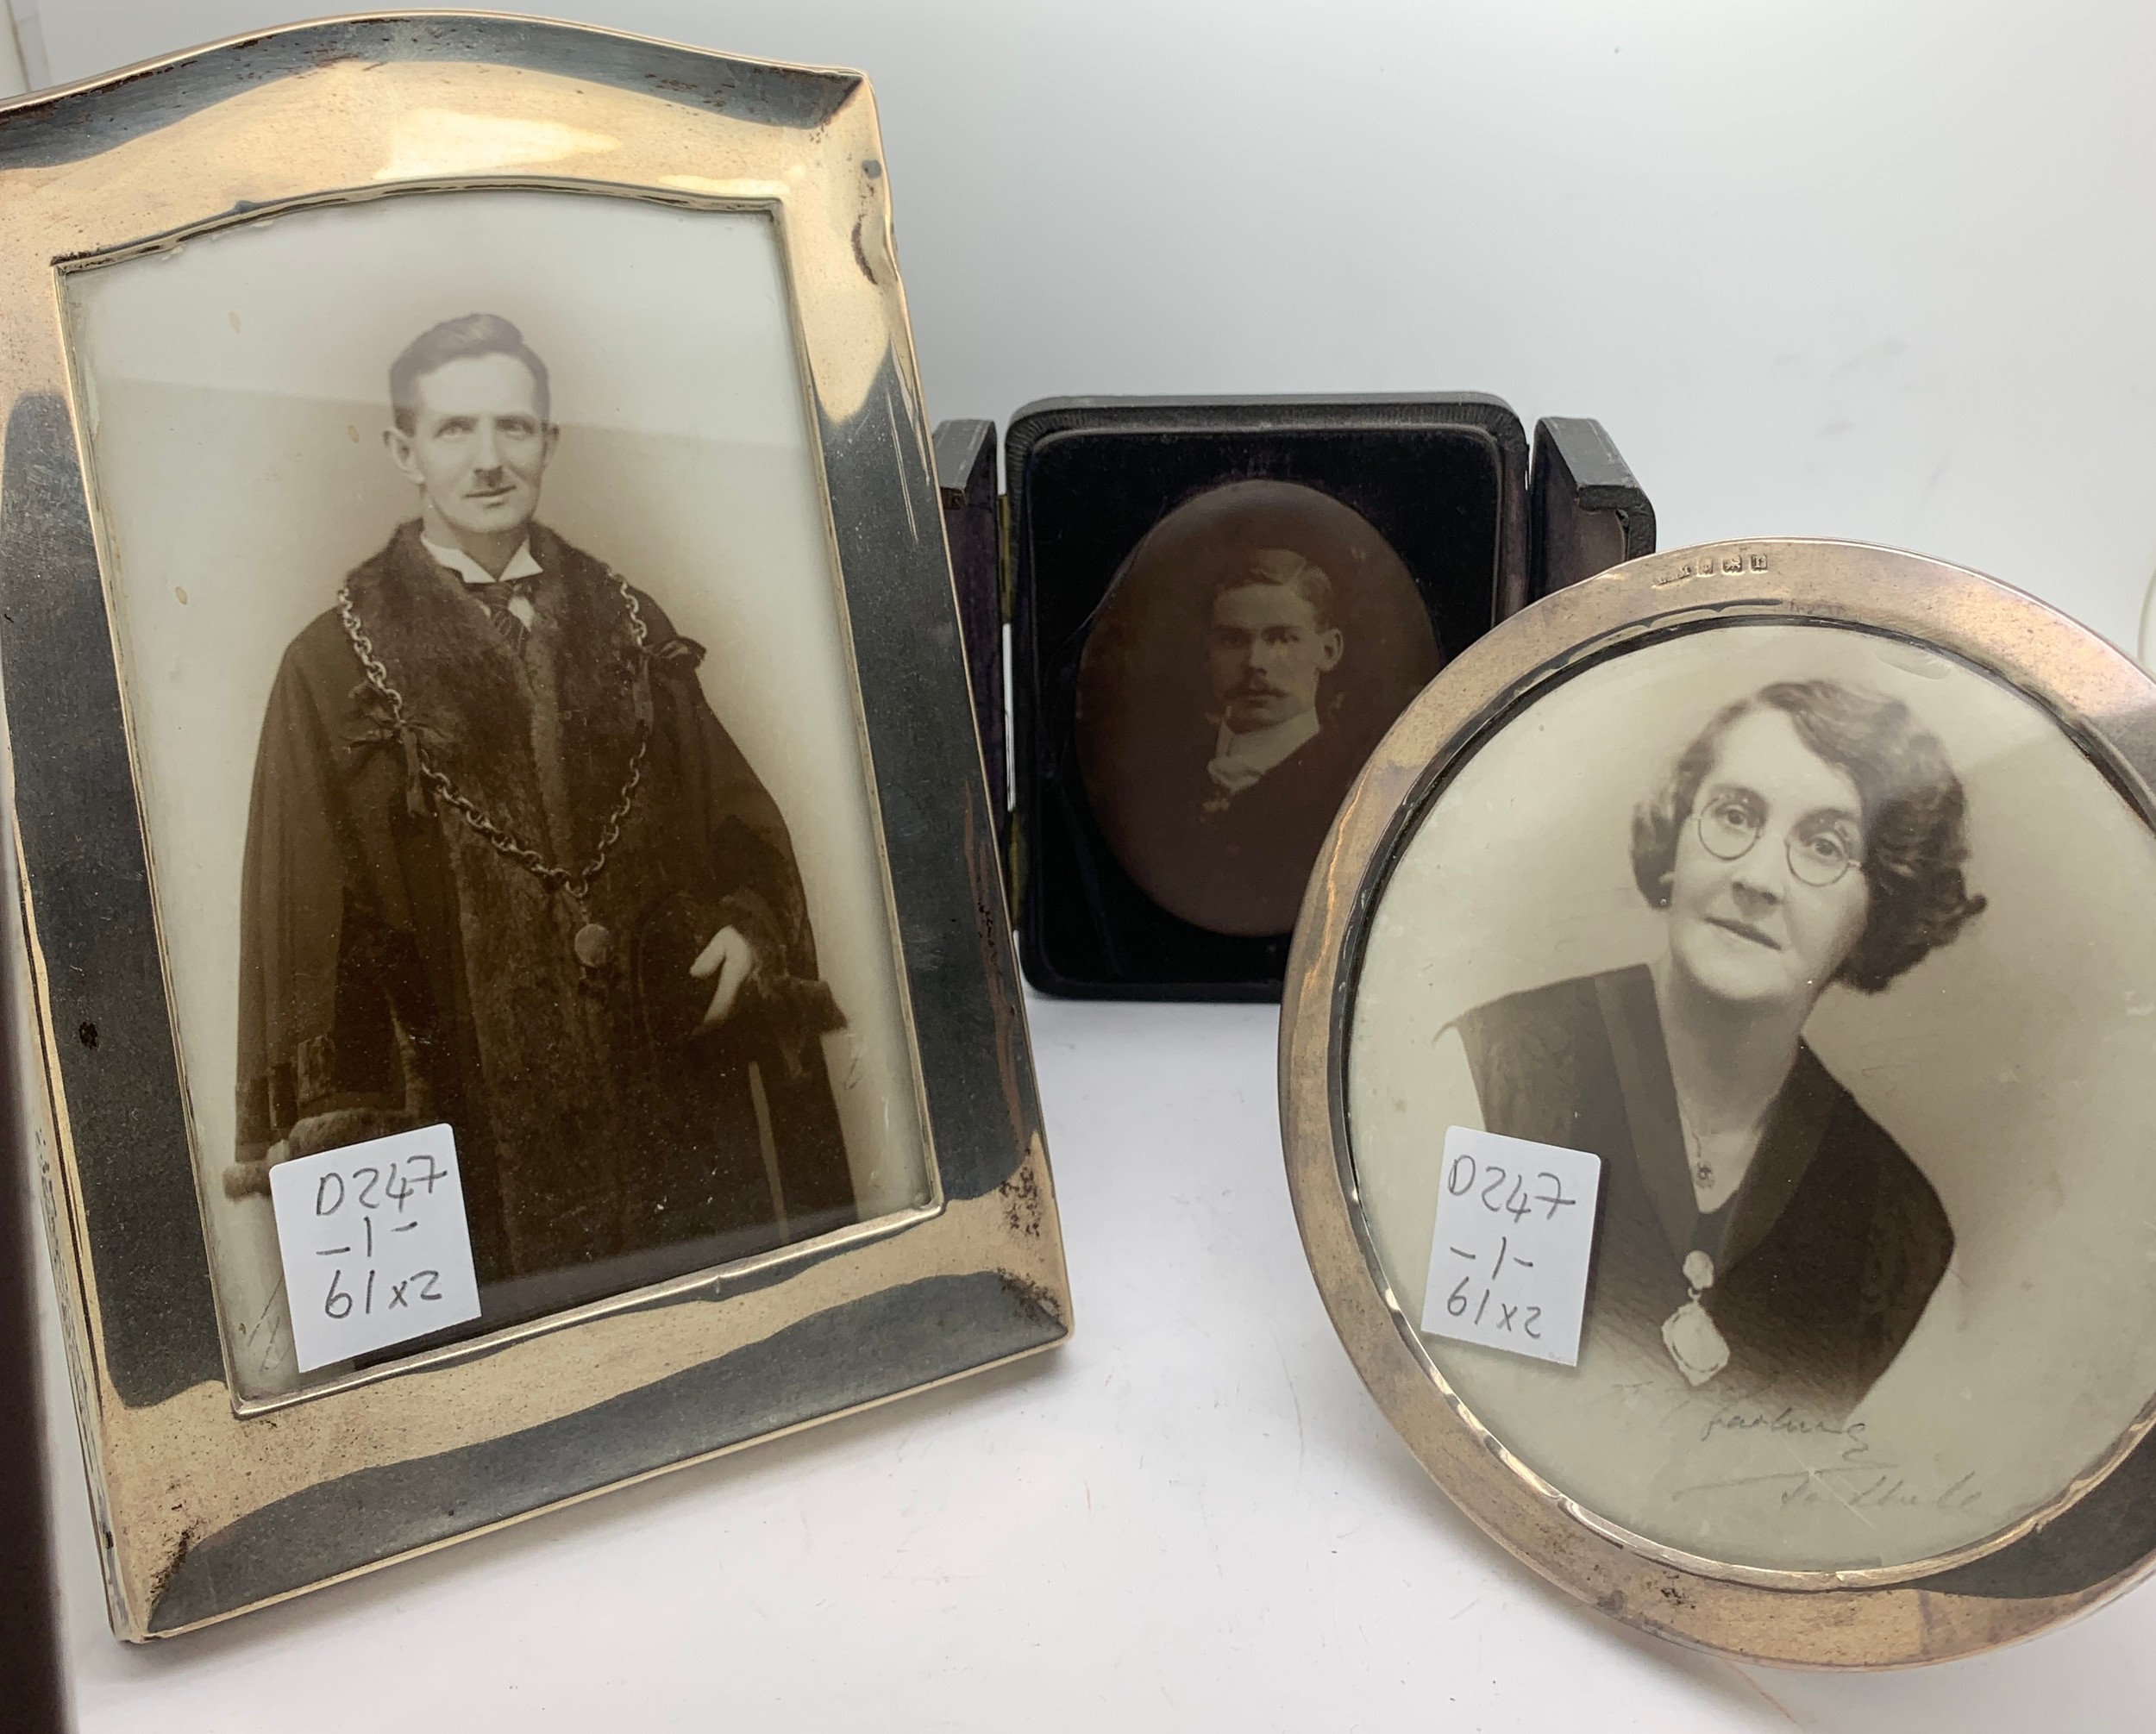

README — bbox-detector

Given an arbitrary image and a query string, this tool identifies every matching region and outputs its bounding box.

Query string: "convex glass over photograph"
[1076,478,1440,936]
[70,188,932,1399]
[1347,621,2156,1574]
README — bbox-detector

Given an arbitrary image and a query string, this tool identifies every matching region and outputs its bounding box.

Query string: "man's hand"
[691,923,761,1030]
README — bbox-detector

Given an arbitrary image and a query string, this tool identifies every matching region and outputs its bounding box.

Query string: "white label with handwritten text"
[1420,1127,1601,1367]
[270,1123,482,1372]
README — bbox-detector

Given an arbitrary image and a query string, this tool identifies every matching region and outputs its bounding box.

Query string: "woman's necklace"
[1677,1098,1767,1213]
[1662,1250,1730,1387]
[1687,1124,1715,1191]
[1663,1104,1764,1387]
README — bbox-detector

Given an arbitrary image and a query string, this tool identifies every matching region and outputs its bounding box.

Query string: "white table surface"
[41,996,2156,1731]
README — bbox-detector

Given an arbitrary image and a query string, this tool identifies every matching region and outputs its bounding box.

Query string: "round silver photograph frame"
[1280,538,2156,1667]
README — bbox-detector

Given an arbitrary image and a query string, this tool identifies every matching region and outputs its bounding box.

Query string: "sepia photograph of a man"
[1181,550,1362,919]
[1076,479,1439,939]
[65,189,931,1396]
[223,311,858,1313]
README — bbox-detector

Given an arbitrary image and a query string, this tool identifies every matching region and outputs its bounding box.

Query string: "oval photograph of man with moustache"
[1075,479,1442,937]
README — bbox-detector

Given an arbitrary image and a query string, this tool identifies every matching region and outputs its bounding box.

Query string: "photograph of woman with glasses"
[1437,679,1987,1420]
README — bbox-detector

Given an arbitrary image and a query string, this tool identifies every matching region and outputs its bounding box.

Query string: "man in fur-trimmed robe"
[227,313,857,1313]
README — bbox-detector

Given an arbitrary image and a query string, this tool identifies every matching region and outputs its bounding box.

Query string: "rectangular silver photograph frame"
[0,12,1068,1639]
[58,185,952,1416]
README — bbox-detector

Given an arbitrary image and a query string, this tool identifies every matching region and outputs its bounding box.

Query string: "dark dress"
[1455,966,1953,1419]
[231,521,858,1324]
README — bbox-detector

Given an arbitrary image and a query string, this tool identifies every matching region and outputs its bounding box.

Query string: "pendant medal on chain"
[573,922,613,969]
[339,571,651,978]
[1661,1249,1730,1387]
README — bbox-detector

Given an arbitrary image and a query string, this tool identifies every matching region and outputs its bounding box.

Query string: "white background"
[15,2,2156,1729]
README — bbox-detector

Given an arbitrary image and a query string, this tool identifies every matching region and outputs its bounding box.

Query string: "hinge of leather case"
[1004,810,1025,917]
[997,491,1015,624]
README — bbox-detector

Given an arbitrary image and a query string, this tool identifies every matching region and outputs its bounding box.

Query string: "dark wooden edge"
[1526,416,1657,602]
[931,418,1005,852]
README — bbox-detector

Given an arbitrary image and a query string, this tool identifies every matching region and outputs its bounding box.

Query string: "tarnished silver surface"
[1282,538,2156,1666]
[0,13,1068,1639]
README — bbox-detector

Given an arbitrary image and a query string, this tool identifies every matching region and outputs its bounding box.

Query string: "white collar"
[422,533,542,588]
[1213,707,1322,777]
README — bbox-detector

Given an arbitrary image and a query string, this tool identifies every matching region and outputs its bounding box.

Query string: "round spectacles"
[1695,799,1864,889]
